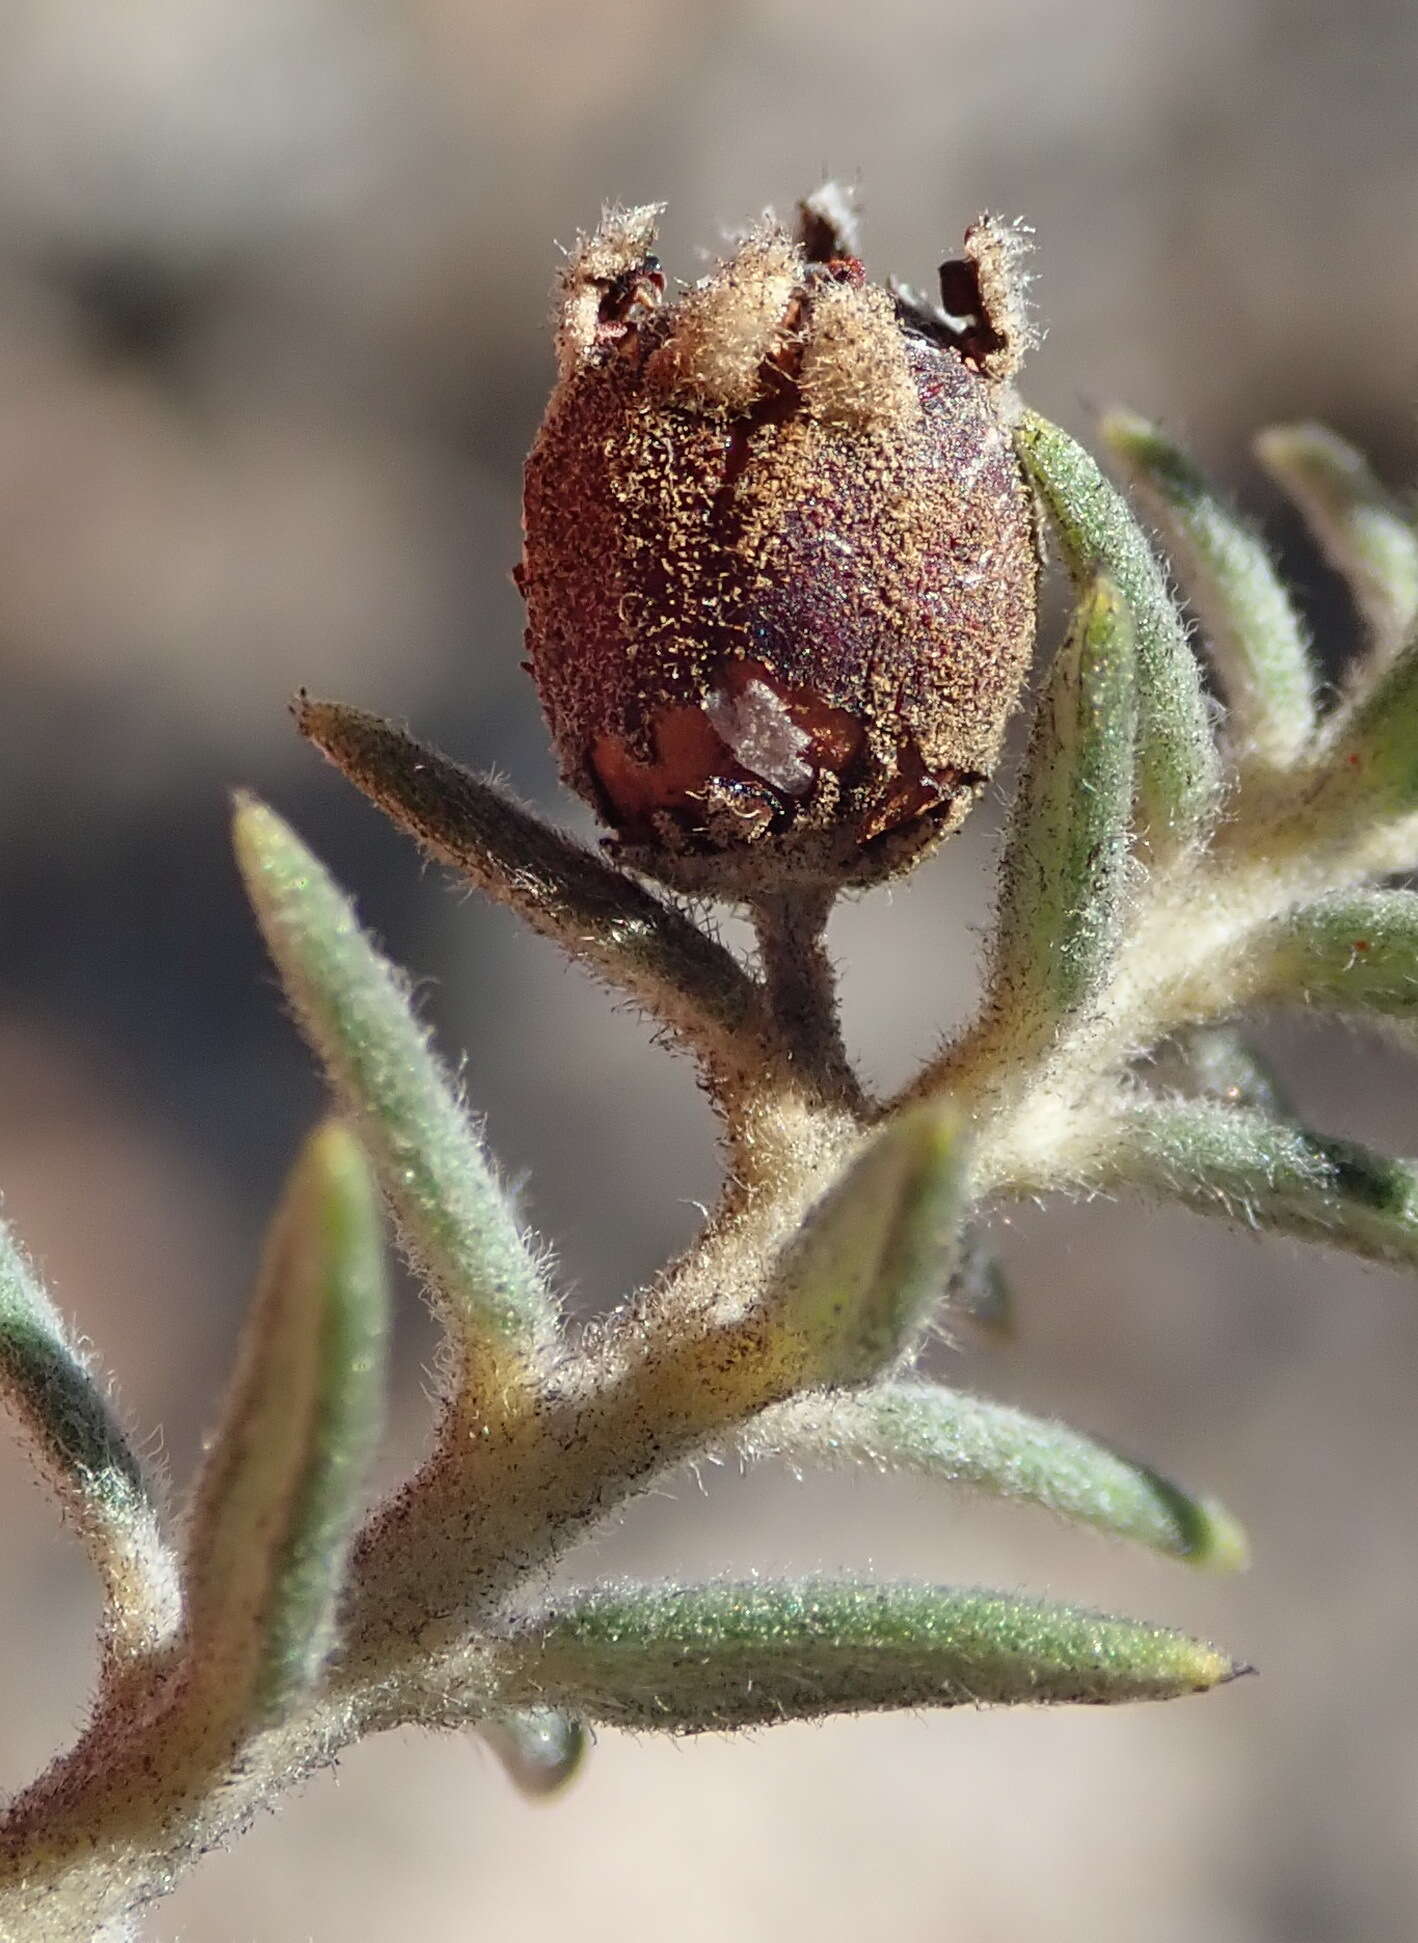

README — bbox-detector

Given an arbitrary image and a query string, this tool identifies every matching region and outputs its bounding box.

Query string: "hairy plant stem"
[0,1118,864,1938]
[341,1106,860,1673]
[11,377,1411,1934]
[8,756,1371,1934]
[0,1676,349,1939]
[750,890,867,1116]
[932,785,1411,1198]
[0,869,877,1938]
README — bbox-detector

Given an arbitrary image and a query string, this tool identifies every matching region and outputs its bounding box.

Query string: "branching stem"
[9,390,1415,1937]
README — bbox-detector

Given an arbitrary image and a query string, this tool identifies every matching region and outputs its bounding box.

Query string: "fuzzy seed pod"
[518,189,1040,896]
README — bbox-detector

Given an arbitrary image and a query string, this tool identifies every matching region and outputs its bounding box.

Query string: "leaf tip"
[231,791,287,879]
[302,1114,365,1176]
[298,1116,374,1214]
[1083,570,1128,630]
[1097,403,1152,447]
[1171,1638,1248,1694]
[1185,1496,1251,1574]
[1220,1658,1258,1685]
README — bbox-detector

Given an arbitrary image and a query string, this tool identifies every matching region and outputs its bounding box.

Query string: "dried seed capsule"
[518,190,1039,896]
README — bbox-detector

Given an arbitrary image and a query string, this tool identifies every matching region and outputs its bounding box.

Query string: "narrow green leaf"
[1306,637,1418,835]
[1147,1024,1294,1121]
[1102,409,1315,767]
[185,1122,388,1727]
[479,1708,588,1798]
[1014,411,1222,853]
[234,796,555,1377]
[1100,1094,1418,1271]
[946,1226,1015,1339]
[295,699,767,1085]
[503,1579,1244,1731]
[1255,423,1418,671]
[738,1384,1247,1570]
[763,1106,969,1383]
[1247,889,1418,1019]
[0,1218,179,1661]
[990,575,1136,1053]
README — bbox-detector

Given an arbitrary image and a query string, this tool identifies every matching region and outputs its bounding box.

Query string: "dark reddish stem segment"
[749,890,866,1112]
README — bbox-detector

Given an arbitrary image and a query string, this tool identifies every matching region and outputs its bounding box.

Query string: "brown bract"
[518,192,1039,895]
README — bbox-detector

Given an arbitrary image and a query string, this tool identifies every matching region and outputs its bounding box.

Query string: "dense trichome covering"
[518,191,1039,894]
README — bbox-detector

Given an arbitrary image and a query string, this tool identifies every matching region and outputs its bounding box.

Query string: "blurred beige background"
[0,1,1416,1937]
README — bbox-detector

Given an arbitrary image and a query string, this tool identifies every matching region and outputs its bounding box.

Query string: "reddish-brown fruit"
[518,190,1040,895]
